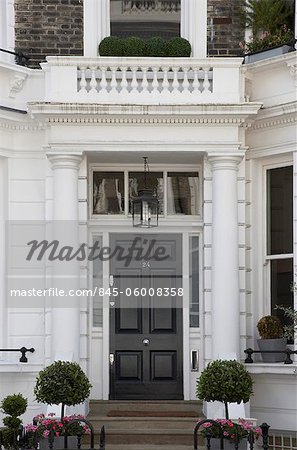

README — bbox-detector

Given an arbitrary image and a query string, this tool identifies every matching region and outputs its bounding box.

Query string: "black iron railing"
[0,48,29,66]
[0,347,35,363]
[244,348,297,364]
[0,419,105,450]
[194,419,270,450]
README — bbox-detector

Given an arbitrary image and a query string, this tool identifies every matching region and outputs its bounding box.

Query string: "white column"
[0,157,7,348]
[181,0,207,57]
[208,154,243,360]
[48,154,82,362]
[84,0,110,57]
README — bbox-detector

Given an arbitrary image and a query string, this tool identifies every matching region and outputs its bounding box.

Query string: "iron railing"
[194,419,270,450]
[0,419,105,450]
[244,348,297,364]
[0,48,29,66]
[0,347,35,363]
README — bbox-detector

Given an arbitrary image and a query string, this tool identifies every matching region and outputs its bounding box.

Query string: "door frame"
[88,223,203,400]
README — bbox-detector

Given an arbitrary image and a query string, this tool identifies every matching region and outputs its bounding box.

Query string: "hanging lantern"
[132,157,159,228]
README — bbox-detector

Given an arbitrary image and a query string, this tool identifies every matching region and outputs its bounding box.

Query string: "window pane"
[110,0,181,39]
[190,236,199,328]
[267,166,293,255]
[93,172,124,215]
[129,172,163,214]
[93,237,103,327]
[271,258,293,342]
[167,172,199,215]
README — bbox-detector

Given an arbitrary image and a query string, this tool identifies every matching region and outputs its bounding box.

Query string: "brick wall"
[207,0,245,56]
[14,0,244,68]
[14,0,83,69]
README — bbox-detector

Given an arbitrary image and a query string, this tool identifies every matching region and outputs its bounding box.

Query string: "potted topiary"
[196,360,253,420]
[196,360,255,449]
[240,0,295,63]
[257,315,287,362]
[34,361,92,419]
[0,393,27,449]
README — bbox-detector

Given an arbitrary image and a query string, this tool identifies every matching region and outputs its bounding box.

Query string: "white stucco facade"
[0,0,296,436]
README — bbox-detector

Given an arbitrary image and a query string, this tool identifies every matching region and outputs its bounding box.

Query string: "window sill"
[245,362,297,375]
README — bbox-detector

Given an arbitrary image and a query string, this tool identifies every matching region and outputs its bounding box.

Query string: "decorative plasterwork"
[0,121,45,131]
[249,115,297,130]
[287,61,297,87]
[9,73,28,98]
[45,116,247,125]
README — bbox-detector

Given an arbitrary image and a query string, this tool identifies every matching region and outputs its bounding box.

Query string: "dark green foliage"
[98,36,192,57]
[244,0,294,36]
[196,360,253,419]
[145,37,167,57]
[34,361,92,410]
[99,36,125,56]
[0,393,27,450]
[124,37,146,56]
[2,417,22,429]
[257,315,284,339]
[166,37,192,57]
[1,394,27,417]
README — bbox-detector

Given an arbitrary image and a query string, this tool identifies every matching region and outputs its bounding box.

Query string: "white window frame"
[89,163,203,221]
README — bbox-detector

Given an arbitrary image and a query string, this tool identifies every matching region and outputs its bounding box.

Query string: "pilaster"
[208,153,244,360]
[47,153,83,362]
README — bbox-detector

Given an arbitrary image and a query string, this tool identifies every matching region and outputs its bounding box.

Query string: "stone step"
[106,445,198,450]
[88,415,200,430]
[102,428,197,446]
[89,400,203,416]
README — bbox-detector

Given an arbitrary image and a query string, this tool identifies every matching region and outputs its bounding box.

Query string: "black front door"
[109,234,183,400]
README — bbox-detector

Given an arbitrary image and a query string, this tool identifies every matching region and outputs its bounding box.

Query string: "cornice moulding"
[28,102,262,122]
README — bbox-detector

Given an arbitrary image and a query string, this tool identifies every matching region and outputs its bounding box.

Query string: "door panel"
[110,234,183,400]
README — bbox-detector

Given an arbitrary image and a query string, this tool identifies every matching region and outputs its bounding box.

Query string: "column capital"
[47,154,83,171]
[207,153,244,171]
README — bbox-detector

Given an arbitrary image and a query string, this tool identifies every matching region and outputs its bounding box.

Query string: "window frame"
[89,164,202,220]
[264,162,294,322]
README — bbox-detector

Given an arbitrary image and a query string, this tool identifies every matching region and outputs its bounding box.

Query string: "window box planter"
[39,436,78,450]
[244,44,295,63]
[257,337,287,363]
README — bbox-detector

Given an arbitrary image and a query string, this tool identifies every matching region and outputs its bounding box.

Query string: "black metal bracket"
[0,48,29,66]
[0,347,35,363]
[244,347,297,364]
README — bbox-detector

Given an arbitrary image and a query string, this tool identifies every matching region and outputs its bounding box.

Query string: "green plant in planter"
[99,36,125,56]
[257,315,283,339]
[196,360,253,420]
[240,0,295,53]
[166,37,192,57]
[145,37,167,57]
[275,305,297,340]
[34,361,92,419]
[0,393,27,449]
[123,37,146,57]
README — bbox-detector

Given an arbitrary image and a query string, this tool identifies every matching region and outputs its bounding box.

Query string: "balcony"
[42,56,243,105]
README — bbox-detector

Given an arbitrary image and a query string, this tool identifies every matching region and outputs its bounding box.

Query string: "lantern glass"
[132,189,159,227]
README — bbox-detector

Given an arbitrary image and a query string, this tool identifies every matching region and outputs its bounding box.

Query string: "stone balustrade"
[43,56,243,104]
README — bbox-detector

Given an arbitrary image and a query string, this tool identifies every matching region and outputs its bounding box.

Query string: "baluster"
[192,67,200,94]
[172,66,179,94]
[110,66,118,95]
[99,66,107,96]
[161,66,169,97]
[120,66,128,95]
[141,66,149,94]
[182,66,189,93]
[89,66,97,94]
[79,67,87,93]
[202,67,211,93]
[152,66,159,94]
[131,66,138,94]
